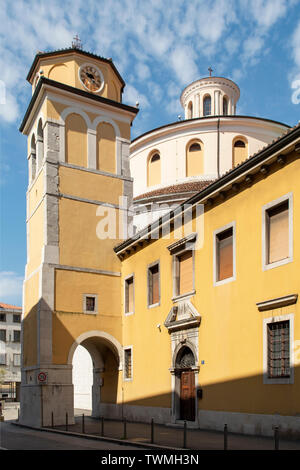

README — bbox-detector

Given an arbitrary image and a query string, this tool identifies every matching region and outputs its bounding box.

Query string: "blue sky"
[1,0,300,306]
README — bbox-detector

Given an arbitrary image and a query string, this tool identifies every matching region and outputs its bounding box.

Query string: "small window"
[83,294,98,314]
[13,354,21,367]
[189,143,201,152]
[0,330,6,342]
[13,330,21,343]
[216,227,233,281]
[148,263,160,307]
[0,314,6,322]
[203,96,211,116]
[13,314,21,323]
[125,276,134,314]
[234,140,246,148]
[176,250,193,296]
[267,321,290,379]
[266,200,289,265]
[86,297,95,312]
[124,348,132,380]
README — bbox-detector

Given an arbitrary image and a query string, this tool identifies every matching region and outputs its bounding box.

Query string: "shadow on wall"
[21,299,300,438]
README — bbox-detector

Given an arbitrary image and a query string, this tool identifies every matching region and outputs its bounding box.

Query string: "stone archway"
[68,331,123,419]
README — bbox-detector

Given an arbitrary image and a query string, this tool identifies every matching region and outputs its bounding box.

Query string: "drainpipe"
[217,118,220,179]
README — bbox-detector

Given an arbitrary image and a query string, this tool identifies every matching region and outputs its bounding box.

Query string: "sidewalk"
[45,409,300,450]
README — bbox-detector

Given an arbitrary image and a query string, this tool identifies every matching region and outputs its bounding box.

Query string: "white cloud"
[169,45,199,85]
[247,0,288,30]
[123,83,150,109]
[0,271,23,305]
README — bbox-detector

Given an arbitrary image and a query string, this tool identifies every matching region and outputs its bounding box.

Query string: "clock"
[79,64,104,92]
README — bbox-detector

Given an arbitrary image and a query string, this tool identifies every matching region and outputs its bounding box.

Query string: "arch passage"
[69,331,123,418]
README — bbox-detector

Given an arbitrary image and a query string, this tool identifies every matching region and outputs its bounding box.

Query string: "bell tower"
[20,45,138,427]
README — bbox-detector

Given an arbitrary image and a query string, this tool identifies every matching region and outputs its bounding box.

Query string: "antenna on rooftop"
[72,34,83,50]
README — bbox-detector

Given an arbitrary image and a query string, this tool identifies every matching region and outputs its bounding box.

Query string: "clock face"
[79,64,102,92]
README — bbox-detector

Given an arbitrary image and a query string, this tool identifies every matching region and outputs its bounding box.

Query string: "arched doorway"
[68,331,123,419]
[175,346,196,421]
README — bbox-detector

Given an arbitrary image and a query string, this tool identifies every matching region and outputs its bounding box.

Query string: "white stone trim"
[60,106,92,128]
[263,313,294,385]
[256,294,298,311]
[197,409,300,437]
[213,221,236,286]
[67,330,123,370]
[262,192,293,271]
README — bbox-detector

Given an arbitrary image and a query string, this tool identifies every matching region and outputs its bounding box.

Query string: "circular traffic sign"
[37,372,47,383]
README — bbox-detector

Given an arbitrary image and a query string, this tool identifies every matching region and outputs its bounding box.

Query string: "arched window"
[233,138,248,167]
[148,152,161,186]
[36,119,44,171]
[65,113,87,167]
[223,96,228,116]
[30,134,36,181]
[203,95,211,116]
[186,141,204,176]
[187,101,193,119]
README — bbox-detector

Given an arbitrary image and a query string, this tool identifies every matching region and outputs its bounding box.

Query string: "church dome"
[180,75,240,119]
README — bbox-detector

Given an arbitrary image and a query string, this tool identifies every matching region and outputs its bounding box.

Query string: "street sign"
[37,371,48,384]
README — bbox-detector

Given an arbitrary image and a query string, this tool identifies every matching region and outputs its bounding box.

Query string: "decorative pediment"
[164,300,201,332]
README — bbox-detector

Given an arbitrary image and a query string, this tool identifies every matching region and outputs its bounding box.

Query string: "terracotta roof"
[134,180,214,201]
[0,302,22,310]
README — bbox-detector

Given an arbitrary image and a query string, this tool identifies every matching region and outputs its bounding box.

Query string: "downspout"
[217,118,220,178]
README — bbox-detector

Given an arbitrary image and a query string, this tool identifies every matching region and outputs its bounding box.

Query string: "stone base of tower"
[19,366,75,427]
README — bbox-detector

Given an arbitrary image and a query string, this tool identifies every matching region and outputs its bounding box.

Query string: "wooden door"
[180,370,195,421]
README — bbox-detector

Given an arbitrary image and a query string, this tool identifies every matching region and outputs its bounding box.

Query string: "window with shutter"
[177,251,193,296]
[148,263,160,306]
[217,228,233,281]
[125,276,134,314]
[267,200,289,264]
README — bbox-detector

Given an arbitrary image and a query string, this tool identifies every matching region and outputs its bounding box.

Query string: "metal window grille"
[267,320,290,378]
[0,314,6,322]
[124,349,132,379]
[13,314,21,323]
[86,296,95,312]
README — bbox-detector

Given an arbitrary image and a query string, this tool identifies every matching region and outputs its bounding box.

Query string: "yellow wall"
[96,122,116,173]
[121,153,300,415]
[65,113,87,167]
